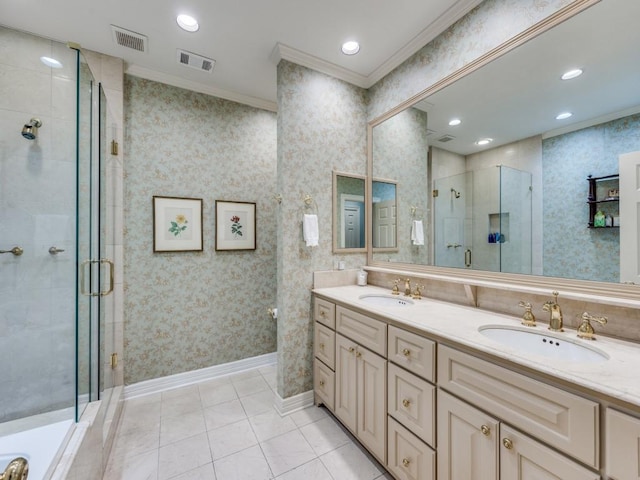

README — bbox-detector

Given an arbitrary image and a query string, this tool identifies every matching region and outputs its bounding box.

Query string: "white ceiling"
[0,0,481,111]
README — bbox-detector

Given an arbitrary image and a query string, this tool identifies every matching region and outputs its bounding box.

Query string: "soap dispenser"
[593,210,605,227]
[357,268,368,286]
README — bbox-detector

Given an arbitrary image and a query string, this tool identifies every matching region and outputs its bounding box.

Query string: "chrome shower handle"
[0,246,23,256]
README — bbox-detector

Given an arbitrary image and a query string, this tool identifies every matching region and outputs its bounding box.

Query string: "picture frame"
[153,196,203,252]
[215,200,256,251]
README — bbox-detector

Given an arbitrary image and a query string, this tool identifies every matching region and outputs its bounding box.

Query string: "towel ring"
[303,194,319,214]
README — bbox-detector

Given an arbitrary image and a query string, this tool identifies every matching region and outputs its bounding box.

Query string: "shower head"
[21,118,42,140]
[451,188,461,198]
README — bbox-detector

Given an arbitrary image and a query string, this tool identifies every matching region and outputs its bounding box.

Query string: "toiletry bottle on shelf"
[594,210,605,227]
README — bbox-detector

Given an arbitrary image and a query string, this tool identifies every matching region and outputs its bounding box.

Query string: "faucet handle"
[518,301,536,327]
[391,278,401,295]
[577,312,607,340]
[412,284,424,300]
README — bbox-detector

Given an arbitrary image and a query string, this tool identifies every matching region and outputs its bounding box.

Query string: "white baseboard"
[274,390,314,416]
[124,352,277,399]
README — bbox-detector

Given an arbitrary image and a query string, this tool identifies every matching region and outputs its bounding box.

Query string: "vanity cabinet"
[437,389,599,480]
[605,408,640,479]
[335,332,387,462]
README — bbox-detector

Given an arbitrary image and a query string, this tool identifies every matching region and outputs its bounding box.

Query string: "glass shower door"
[434,172,471,268]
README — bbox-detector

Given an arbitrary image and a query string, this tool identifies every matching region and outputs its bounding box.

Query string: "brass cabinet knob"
[319,343,325,350]
[502,438,514,450]
[348,347,355,354]
[480,425,491,436]
[402,399,411,408]
[402,348,411,357]
[319,310,326,317]
[355,350,362,358]
[402,458,410,467]
[319,380,325,387]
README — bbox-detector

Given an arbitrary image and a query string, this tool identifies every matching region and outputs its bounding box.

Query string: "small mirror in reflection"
[333,172,366,251]
[372,180,397,249]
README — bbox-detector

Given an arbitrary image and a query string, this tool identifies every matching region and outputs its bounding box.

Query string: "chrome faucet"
[0,457,28,480]
[542,291,563,332]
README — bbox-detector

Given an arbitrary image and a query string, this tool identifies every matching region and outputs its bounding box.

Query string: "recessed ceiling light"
[448,118,461,126]
[177,14,199,32]
[556,112,573,120]
[341,41,360,55]
[476,138,493,146]
[561,68,583,80]
[40,56,62,68]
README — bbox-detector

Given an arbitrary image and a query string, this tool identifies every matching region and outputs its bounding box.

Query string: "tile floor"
[104,364,392,480]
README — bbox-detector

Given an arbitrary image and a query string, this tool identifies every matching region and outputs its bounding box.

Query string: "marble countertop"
[313,285,640,409]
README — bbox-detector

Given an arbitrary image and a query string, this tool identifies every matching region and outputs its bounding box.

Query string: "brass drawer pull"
[503,438,513,450]
[319,343,325,350]
[402,348,411,357]
[481,425,490,436]
[319,310,326,317]
[402,399,411,408]
[319,380,325,387]
[402,458,410,467]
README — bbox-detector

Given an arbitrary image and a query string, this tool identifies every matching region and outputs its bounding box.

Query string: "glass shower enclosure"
[0,27,112,448]
[434,165,533,274]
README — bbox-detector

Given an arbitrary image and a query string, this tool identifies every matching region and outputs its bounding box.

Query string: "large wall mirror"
[369,0,640,288]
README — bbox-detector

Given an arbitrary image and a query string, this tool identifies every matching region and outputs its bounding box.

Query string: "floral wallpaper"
[276,61,368,398]
[542,113,640,282]
[123,76,277,384]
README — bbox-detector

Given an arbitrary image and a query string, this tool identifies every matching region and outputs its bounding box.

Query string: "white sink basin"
[358,294,414,307]
[478,325,609,363]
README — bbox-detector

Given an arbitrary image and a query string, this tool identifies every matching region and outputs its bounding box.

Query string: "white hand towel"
[411,220,424,246]
[303,214,319,247]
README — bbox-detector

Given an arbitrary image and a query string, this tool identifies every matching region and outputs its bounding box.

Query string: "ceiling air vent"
[111,25,148,53]
[177,49,215,73]
[437,134,455,143]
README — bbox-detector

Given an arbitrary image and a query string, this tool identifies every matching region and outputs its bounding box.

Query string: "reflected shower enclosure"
[434,165,532,274]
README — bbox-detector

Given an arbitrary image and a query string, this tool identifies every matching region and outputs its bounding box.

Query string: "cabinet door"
[437,389,498,480]
[500,424,599,480]
[606,408,640,479]
[335,333,357,433]
[314,359,334,411]
[357,345,387,463]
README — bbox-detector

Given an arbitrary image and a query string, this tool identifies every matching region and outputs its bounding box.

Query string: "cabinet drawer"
[438,345,599,468]
[605,408,640,480]
[387,416,435,480]
[314,298,336,329]
[336,306,386,356]
[388,325,435,382]
[314,322,335,370]
[314,359,334,411]
[388,363,435,446]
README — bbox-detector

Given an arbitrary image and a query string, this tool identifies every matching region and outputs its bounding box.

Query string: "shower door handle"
[465,249,472,268]
[100,259,114,297]
[80,259,115,297]
[80,259,99,297]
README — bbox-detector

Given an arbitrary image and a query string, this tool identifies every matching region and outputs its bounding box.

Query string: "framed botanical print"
[153,196,203,252]
[215,200,256,251]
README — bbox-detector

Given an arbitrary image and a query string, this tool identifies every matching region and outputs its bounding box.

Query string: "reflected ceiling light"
[561,68,583,80]
[475,138,493,146]
[448,118,461,126]
[556,112,573,120]
[40,56,62,68]
[177,14,199,32]
[341,41,360,55]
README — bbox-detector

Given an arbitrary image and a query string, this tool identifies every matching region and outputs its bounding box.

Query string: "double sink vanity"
[312,284,640,480]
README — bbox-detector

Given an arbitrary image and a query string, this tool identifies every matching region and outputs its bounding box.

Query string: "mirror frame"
[366,0,640,306]
[333,171,367,253]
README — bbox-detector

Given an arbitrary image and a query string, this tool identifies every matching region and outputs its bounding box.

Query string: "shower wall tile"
[0,26,78,421]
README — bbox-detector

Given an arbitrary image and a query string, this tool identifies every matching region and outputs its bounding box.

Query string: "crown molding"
[273,0,482,90]
[125,64,278,112]
[271,43,370,88]
[542,105,640,140]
